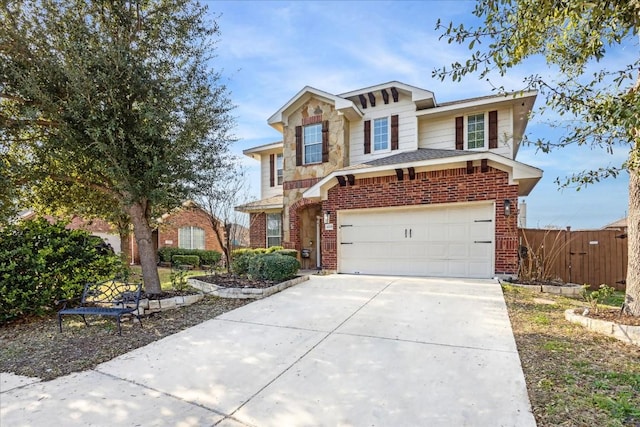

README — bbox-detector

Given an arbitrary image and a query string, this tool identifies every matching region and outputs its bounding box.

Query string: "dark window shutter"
[269,154,275,187]
[488,110,498,149]
[391,115,399,150]
[364,120,371,154]
[322,120,329,163]
[295,126,302,166]
[455,116,464,150]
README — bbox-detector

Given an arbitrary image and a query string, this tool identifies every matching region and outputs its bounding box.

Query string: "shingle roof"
[235,195,283,212]
[340,148,473,171]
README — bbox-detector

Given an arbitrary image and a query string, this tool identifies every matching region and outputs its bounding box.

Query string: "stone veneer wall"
[321,166,520,274]
[281,98,349,245]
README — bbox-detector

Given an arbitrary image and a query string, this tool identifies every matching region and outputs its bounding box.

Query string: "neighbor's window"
[467,113,485,149]
[276,153,283,185]
[373,117,389,151]
[304,123,322,164]
[178,226,205,250]
[266,213,282,247]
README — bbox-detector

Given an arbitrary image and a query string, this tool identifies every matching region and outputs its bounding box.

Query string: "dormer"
[343,82,437,165]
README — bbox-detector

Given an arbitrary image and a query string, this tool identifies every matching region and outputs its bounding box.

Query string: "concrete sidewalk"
[1,275,536,426]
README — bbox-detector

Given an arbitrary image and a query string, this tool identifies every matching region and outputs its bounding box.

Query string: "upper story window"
[304,123,322,164]
[179,226,205,250]
[467,113,485,149]
[276,153,283,185]
[373,117,389,151]
[266,213,281,247]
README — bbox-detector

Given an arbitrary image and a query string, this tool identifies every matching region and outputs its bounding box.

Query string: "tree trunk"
[625,168,640,316]
[118,227,131,266]
[128,201,162,294]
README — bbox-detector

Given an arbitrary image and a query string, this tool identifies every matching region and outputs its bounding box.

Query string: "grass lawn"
[129,265,206,291]
[502,284,640,427]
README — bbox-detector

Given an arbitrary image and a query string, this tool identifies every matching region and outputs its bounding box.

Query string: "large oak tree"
[434,0,640,315]
[1,0,234,294]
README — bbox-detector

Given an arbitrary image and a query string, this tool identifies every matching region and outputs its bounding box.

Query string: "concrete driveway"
[1,275,536,426]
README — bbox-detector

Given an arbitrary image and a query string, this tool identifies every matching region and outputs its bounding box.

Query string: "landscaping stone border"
[136,294,205,316]
[502,281,583,297]
[188,275,309,299]
[565,309,640,347]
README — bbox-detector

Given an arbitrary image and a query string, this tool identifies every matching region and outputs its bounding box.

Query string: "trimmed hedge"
[248,253,300,282]
[158,247,221,266]
[172,254,200,267]
[0,219,123,322]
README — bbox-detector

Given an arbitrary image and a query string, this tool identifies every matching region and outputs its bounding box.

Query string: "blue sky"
[208,0,632,229]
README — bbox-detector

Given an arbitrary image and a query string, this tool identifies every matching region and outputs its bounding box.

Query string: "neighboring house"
[19,210,122,253]
[241,81,543,278]
[22,203,226,265]
[130,202,225,264]
[229,223,250,248]
[602,217,627,232]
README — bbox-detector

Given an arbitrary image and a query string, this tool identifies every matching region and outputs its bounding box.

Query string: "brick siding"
[158,207,224,253]
[320,166,519,274]
[249,212,266,248]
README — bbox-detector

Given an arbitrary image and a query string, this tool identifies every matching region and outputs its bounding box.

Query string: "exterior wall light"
[324,211,331,223]
[504,199,512,217]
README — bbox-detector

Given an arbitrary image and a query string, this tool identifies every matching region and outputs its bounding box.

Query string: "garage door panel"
[426,225,447,240]
[339,203,494,278]
[448,224,469,241]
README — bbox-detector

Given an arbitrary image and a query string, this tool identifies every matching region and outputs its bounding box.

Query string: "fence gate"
[519,228,627,290]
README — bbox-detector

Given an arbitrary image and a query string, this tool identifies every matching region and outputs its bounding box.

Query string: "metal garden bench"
[58,279,143,335]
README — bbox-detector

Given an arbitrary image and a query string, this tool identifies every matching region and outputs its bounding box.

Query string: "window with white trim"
[266,213,281,247]
[467,113,485,149]
[276,153,283,185]
[178,226,205,250]
[303,123,322,164]
[373,117,389,151]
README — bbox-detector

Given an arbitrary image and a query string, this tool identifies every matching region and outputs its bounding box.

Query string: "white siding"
[418,116,454,150]
[260,154,282,199]
[348,95,418,166]
[418,107,515,159]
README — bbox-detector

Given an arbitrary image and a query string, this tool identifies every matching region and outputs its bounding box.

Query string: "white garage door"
[338,203,494,278]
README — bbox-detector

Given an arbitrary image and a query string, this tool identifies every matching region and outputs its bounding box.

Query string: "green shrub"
[191,249,221,266]
[172,254,200,267]
[230,247,295,277]
[231,251,258,276]
[158,248,221,266]
[276,249,298,258]
[0,219,123,322]
[158,247,180,263]
[248,253,300,282]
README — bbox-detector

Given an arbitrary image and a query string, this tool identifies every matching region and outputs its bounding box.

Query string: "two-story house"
[237,81,542,278]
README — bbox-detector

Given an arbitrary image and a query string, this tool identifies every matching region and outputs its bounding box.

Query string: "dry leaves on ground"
[0,296,249,381]
[503,285,640,427]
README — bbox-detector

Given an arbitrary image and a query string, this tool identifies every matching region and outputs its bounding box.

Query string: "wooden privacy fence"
[518,228,628,290]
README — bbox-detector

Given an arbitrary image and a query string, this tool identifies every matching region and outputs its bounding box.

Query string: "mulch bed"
[576,308,640,326]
